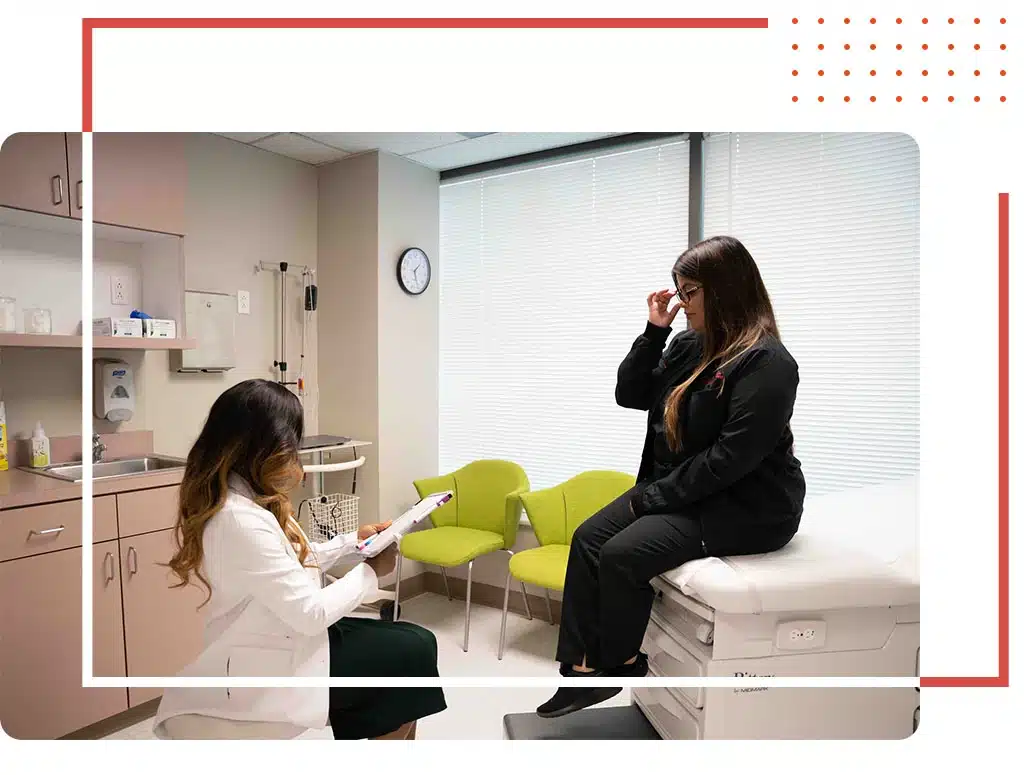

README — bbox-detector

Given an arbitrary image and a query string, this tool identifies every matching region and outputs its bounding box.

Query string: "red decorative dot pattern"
[786,14,1010,106]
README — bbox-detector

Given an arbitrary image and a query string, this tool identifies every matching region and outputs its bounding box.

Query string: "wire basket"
[303,492,360,543]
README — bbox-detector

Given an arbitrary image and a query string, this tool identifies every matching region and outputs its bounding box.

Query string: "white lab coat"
[152,476,379,738]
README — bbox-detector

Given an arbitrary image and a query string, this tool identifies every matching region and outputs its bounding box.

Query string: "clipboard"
[357,491,453,558]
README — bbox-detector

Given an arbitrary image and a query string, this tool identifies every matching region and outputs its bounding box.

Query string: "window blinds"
[703,132,920,496]
[439,139,690,488]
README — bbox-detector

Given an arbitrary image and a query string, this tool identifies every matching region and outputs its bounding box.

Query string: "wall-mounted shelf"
[0,334,197,351]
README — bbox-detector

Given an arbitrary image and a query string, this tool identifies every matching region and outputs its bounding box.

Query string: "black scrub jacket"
[616,321,806,555]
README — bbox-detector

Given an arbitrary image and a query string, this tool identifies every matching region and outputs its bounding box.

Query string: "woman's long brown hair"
[664,235,781,451]
[167,379,310,606]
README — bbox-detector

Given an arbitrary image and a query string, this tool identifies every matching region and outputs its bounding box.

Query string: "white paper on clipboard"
[357,491,453,558]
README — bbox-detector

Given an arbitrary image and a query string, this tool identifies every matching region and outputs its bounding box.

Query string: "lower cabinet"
[0,485,204,739]
[119,528,205,707]
[0,545,128,740]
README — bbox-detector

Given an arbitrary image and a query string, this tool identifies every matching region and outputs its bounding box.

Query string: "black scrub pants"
[555,488,707,670]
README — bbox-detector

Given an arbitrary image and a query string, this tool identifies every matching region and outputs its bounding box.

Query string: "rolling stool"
[159,715,306,740]
[502,704,661,740]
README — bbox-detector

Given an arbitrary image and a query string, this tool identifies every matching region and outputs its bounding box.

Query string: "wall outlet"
[111,276,128,306]
[237,290,251,315]
[776,620,826,651]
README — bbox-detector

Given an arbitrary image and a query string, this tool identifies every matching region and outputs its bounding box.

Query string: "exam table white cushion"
[661,477,919,615]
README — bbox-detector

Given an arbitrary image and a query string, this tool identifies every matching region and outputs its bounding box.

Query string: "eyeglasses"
[675,284,703,303]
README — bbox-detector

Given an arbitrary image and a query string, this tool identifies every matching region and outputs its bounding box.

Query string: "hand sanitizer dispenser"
[94,360,136,423]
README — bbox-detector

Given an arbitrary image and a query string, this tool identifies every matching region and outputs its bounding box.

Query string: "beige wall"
[317,151,439,580]
[138,133,320,461]
[376,151,440,540]
[316,151,381,522]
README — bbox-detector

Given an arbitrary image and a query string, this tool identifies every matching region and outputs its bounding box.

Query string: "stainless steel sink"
[26,455,186,483]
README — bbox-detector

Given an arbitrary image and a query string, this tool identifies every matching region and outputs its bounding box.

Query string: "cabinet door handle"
[104,552,115,583]
[76,180,82,210]
[51,175,64,205]
[29,525,65,538]
[127,546,138,576]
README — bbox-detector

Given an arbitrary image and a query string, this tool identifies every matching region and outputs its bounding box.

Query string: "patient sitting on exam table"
[152,379,446,740]
[538,236,806,719]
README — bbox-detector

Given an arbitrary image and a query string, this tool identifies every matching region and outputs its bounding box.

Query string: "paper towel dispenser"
[174,290,236,373]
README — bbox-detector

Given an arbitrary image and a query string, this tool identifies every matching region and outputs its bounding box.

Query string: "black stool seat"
[503,704,661,740]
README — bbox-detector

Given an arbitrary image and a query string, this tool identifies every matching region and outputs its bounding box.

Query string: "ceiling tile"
[304,133,468,156]
[252,133,350,165]
[215,132,277,143]
[406,132,620,171]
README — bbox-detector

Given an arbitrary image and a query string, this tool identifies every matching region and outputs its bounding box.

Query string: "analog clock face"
[398,248,431,295]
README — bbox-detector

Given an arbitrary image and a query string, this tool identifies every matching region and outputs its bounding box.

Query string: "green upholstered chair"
[395,460,530,652]
[498,470,636,660]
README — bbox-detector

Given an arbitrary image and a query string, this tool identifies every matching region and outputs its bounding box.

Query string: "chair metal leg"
[463,560,474,652]
[498,569,512,661]
[440,567,453,601]
[393,554,402,622]
[520,581,533,621]
[544,589,555,625]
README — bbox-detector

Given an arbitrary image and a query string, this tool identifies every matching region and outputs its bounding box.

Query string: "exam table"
[505,477,920,740]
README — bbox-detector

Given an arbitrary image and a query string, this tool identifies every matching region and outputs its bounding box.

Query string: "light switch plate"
[237,290,251,315]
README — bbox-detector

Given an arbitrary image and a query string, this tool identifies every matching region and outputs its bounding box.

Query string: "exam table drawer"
[644,610,707,710]
[634,685,702,741]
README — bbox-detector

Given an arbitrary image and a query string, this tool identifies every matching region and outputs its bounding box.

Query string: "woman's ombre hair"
[167,379,307,605]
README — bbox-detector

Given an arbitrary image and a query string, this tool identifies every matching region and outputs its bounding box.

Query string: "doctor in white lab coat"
[152,380,446,741]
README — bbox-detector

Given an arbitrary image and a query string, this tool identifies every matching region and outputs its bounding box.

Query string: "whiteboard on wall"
[179,290,235,372]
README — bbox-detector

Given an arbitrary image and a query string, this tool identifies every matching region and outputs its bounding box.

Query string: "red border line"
[80,17,769,131]
[921,193,1012,688]
[81,19,1009,689]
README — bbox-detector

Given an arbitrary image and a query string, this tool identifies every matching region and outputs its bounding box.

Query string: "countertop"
[0,467,185,510]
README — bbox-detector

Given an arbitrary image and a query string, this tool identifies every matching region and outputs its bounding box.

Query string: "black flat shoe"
[606,652,649,678]
[536,665,622,719]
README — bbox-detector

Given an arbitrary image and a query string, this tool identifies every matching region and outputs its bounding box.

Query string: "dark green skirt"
[327,617,447,739]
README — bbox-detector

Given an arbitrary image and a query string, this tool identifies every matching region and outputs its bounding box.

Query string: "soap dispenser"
[30,422,51,468]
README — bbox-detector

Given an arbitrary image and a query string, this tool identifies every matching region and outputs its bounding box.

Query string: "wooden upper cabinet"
[0,132,72,217]
[89,132,187,235]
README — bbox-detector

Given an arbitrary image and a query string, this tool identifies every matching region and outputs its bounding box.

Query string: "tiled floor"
[104,591,629,740]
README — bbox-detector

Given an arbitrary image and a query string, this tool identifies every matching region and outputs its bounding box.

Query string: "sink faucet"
[92,433,106,464]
